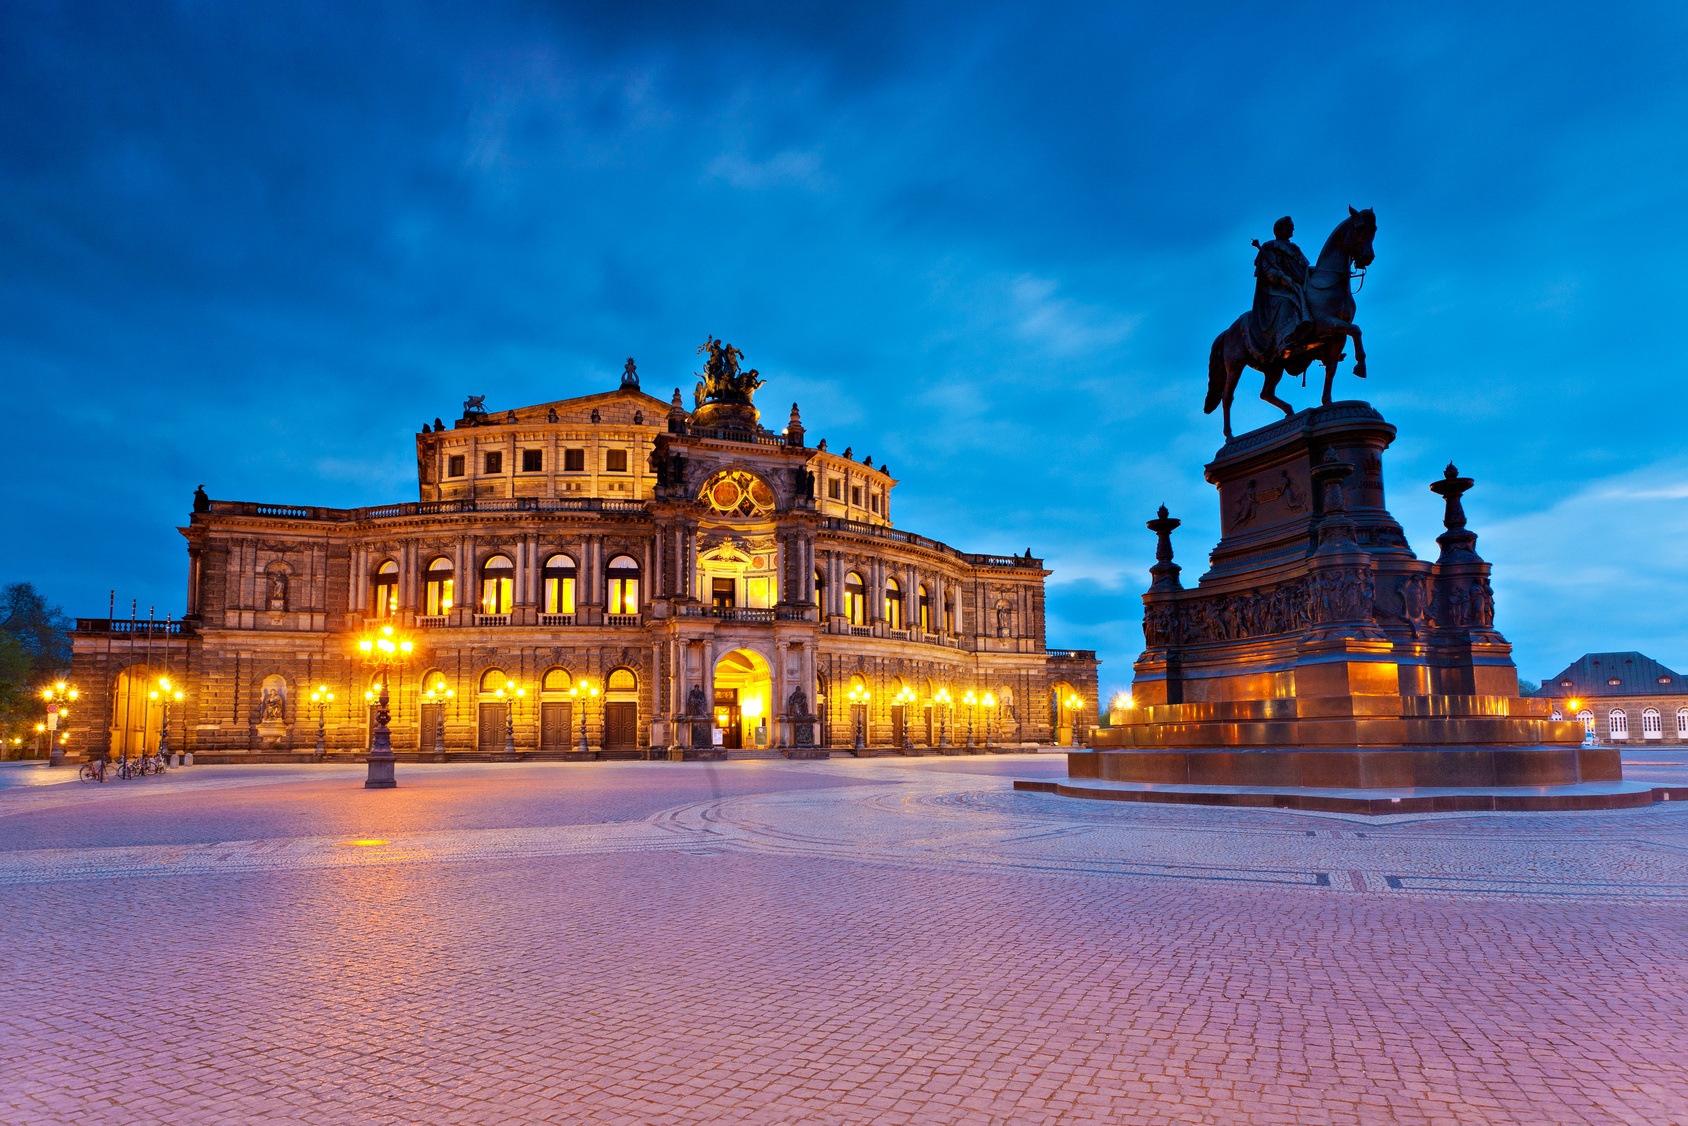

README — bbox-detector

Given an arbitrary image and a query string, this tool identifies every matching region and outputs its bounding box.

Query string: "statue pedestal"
[255,722,289,750]
[1081,402,1607,798]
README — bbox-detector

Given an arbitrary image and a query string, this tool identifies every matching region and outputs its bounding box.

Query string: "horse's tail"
[1204,330,1228,414]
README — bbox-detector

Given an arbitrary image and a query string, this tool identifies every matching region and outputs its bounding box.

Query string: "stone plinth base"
[1015,776,1670,815]
[1070,744,1619,789]
[1099,693,1585,750]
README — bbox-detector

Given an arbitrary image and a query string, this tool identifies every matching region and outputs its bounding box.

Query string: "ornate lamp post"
[847,683,870,750]
[963,690,977,749]
[494,679,526,754]
[934,688,952,749]
[569,677,599,754]
[150,678,185,766]
[422,679,454,755]
[42,682,78,768]
[1064,692,1084,746]
[894,685,916,751]
[309,685,335,759]
[981,691,997,750]
[356,623,413,789]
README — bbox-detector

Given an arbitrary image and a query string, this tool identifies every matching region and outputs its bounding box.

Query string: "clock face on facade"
[700,470,776,518]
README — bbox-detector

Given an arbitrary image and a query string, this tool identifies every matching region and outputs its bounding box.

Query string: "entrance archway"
[111,665,164,756]
[1051,680,1079,746]
[713,648,772,750]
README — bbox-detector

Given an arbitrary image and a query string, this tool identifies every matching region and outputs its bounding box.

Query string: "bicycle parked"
[77,759,107,783]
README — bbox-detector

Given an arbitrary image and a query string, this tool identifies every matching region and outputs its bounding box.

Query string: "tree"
[1517,678,1540,696]
[0,582,72,674]
[0,630,38,748]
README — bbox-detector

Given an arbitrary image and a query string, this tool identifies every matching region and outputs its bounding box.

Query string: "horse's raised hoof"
[1354,360,1367,379]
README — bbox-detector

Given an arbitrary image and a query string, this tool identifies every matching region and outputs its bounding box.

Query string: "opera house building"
[68,350,1098,761]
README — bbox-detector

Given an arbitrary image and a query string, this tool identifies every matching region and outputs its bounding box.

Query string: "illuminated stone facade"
[69,367,1098,761]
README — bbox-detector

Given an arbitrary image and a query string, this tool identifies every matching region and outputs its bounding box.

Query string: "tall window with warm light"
[480,555,513,614]
[424,556,454,615]
[542,554,576,614]
[607,555,640,615]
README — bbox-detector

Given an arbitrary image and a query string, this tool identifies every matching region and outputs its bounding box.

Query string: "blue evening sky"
[4,2,1685,697]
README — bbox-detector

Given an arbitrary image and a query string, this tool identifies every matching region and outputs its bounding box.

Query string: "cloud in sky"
[1,1,1685,684]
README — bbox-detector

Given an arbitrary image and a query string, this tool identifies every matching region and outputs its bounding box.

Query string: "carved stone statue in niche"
[786,685,811,718]
[260,687,285,721]
[686,684,707,716]
[996,604,1011,638]
[266,571,288,612]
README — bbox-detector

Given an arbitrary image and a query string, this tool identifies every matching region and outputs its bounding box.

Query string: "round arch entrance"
[111,665,165,756]
[713,648,772,750]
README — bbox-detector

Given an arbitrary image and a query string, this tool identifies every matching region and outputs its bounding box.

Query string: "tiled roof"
[1535,652,1685,698]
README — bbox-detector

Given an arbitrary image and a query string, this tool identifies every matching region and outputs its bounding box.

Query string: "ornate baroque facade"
[69,358,1098,761]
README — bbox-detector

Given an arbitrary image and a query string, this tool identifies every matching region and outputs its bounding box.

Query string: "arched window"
[1679,707,1688,739]
[844,572,866,625]
[371,560,399,618]
[1608,709,1628,739]
[606,667,638,694]
[424,556,454,616]
[542,554,576,615]
[479,667,508,693]
[1550,708,1563,722]
[1577,709,1594,735]
[1642,708,1663,739]
[480,555,514,614]
[918,584,931,633]
[884,576,903,629]
[607,555,640,615]
[541,666,572,693]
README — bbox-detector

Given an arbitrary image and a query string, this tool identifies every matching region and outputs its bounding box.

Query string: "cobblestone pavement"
[3,755,1686,1125]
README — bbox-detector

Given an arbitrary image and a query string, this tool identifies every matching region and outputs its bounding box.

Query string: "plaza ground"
[2,753,1685,1125]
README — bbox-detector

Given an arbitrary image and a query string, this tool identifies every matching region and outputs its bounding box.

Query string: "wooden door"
[419,703,442,751]
[891,705,906,747]
[541,702,573,752]
[924,706,934,745]
[603,702,637,750]
[478,702,507,754]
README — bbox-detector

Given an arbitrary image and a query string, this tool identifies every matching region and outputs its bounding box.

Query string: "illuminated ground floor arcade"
[64,620,1098,762]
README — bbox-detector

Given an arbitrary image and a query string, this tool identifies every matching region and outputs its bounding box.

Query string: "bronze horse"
[1205,207,1377,439]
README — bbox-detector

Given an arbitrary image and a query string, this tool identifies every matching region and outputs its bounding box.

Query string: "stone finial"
[621,357,639,390]
[843,446,852,460]
[1430,462,1482,563]
[864,455,873,468]
[1146,505,1183,591]
[790,402,801,424]
[784,401,806,448]
[669,387,684,410]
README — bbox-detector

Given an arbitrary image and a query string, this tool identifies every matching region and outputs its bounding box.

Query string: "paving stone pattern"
[2,757,1686,1125]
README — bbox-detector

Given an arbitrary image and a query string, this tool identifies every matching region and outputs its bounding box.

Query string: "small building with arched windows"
[67,356,1098,761]
[1532,651,1688,746]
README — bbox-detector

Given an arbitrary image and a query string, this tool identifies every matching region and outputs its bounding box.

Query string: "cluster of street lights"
[42,682,78,767]
[149,678,185,765]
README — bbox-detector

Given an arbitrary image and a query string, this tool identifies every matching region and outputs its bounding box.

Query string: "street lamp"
[422,679,454,755]
[1064,692,1084,746]
[42,682,78,768]
[963,689,977,750]
[150,678,185,766]
[894,685,916,751]
[310,685,335,759]
[981,691,997,750]
[569,678,599,754]
[933,687,952,749]
[356,623,414,789]
[494,679,527,754]
[847,683,870,750]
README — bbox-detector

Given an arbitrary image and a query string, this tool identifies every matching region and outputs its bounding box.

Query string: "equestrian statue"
[1204,207,1377,439]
